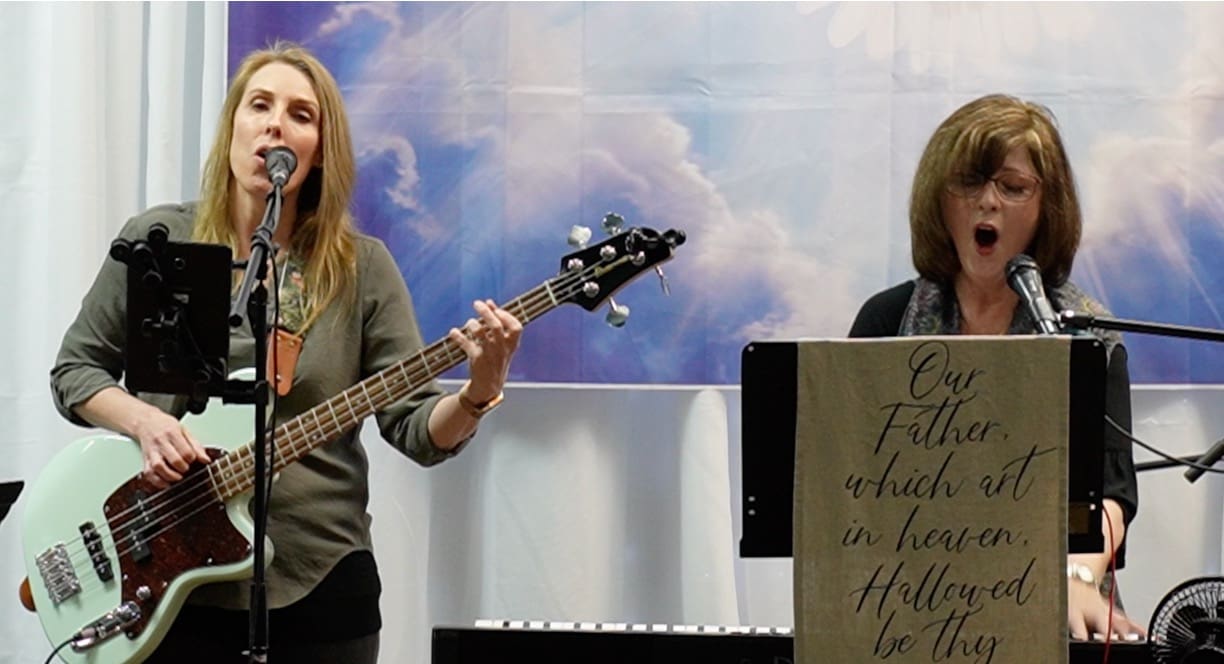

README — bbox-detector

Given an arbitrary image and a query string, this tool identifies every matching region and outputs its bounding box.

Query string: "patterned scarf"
[898,276,1122,359]
[272,252,308,334]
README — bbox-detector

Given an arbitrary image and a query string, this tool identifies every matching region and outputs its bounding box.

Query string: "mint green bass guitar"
[20,225,682,663]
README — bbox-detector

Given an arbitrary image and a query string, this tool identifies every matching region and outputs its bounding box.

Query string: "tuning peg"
[568,225,592,249]
[605,299,630,327]
[655,266,671,296]
[601,213,624,235]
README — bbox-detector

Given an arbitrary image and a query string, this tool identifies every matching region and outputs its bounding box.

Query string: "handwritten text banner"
[794,337,1069,664]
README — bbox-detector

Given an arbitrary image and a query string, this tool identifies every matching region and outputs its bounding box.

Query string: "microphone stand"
[1061,311,1224,344]
[1133,453,1215,473]
[227,183,283,664]
[1060,310,1224,483]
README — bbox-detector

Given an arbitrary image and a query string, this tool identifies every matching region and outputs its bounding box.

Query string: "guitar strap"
[268,254,306,396]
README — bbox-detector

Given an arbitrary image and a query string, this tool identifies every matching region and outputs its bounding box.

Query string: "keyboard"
[432,621,1152,663]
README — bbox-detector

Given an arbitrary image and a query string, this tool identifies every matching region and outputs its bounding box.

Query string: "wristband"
[1067,562,1100,590]
[458,384,503,418]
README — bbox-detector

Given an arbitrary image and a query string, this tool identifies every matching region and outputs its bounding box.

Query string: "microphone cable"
[1105,415,1224,476]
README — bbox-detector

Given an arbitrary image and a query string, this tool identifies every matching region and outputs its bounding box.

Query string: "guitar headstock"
[556,224,686,312]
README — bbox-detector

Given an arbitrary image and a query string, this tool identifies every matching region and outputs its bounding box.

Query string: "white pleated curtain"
[0,4,224,663]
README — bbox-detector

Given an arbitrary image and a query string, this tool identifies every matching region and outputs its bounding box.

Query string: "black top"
[848,281,1139,566]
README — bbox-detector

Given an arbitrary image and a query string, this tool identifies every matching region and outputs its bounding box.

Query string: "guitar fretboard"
[204,276,565,500]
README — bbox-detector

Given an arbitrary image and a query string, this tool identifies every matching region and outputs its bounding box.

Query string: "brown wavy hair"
[910,94,1081,286]
[193,41,357,332]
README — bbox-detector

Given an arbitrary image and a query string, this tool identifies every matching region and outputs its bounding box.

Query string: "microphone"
[264,146,297,188]
[1005,254,1061,335]
[1184,436,1224,483]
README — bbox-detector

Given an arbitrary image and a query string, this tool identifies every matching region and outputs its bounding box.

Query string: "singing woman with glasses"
[847,94,1142,641]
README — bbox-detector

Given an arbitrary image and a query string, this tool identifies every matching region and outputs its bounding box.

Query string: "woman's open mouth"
[974,225,998,249]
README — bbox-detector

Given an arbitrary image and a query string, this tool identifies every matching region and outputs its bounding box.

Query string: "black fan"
[1149,576,1224,663]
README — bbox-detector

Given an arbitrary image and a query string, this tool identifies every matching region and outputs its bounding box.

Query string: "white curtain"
[1,4,1221,664]
[0,3,225,663]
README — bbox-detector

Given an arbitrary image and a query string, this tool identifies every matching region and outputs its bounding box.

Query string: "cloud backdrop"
[229,2,1224,385]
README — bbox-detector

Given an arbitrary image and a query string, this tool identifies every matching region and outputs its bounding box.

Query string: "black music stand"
[111,224,232,410]
[739,336,1107,557]
[0,481,22,525]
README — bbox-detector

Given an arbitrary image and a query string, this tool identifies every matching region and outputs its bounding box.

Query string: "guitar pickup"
[78,522,114,582]
[122,491,155,563]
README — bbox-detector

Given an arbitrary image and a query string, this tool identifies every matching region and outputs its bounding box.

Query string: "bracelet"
[458,384,504,419]
[1066,562,1100,590]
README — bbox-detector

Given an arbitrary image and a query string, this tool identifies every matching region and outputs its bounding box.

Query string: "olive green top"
[50,202,466,609]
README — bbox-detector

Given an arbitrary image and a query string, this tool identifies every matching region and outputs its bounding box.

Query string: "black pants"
[144,552,382,662]
[143,606,379,664]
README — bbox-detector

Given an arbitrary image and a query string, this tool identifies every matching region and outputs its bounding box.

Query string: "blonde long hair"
[194,41,358,332]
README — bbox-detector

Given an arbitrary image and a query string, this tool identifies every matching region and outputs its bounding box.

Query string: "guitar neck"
[208,278,563,499]
[203,224,683,499]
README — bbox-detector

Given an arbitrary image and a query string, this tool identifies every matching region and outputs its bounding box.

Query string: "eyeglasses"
[945,171,1042,203]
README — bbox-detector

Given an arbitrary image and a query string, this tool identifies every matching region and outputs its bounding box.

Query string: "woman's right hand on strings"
[74,386,210,489]
[130,407,210,488]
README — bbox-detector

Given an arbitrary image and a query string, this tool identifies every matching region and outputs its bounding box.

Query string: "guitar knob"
[567,225,592,248]
[605,300,630,328]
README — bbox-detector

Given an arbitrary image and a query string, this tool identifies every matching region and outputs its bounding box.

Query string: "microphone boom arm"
[1059,310,1224,343]
[1063,310,1224,483]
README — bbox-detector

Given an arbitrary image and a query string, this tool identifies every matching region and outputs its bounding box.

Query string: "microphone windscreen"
[1005,253,1038,281]
[265,146,298,184]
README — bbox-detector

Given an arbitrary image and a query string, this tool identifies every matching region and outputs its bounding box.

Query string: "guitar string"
[57,270,563,576]
[45,254,628,596]
[61,233,668,597]
[60,275,568,598]
[106,274,552,537]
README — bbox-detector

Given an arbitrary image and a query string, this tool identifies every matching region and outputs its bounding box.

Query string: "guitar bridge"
[35,543,81,605]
